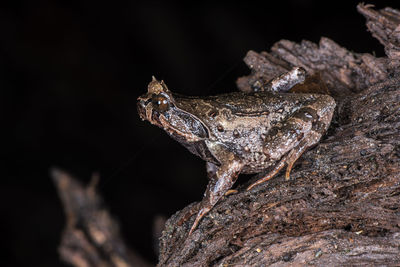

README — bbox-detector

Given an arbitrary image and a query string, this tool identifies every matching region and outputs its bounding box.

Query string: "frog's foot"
[189,206,211,235]
[177,203,200,227]
[284,139,310,180]
[189,160,243,235]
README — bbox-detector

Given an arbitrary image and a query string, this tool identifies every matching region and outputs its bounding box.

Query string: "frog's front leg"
[247,95,335,190]
[176,162,228,229]
[189,158,244,235]
[254,67,306,92]
[268,67,306,93]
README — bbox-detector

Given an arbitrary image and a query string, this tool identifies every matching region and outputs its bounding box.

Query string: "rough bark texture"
[54,4,400,267]
[158,4,400,266]
[52,169,152,267]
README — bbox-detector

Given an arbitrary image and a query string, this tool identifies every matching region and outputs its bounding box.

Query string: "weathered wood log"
[157,4,400,266]
[54,4,400,266]
[52,169,152,267]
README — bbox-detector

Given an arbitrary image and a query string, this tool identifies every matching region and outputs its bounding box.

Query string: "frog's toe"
[189,206,211,235]
[225,189,238,196]
[177,203,200,227]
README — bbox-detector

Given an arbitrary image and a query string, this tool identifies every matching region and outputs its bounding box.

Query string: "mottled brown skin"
[137,68,336,235]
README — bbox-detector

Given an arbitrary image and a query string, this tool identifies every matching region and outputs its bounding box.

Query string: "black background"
[3,0,399,266]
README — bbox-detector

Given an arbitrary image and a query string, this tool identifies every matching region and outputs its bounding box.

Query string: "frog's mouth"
[137,96,153,122]
[137,96,209,142]
[137,95,167,127]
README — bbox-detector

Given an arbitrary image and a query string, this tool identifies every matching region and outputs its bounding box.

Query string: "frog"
[137,67,336,235]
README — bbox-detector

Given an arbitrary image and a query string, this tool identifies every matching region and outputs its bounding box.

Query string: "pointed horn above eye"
[148,75,166,94]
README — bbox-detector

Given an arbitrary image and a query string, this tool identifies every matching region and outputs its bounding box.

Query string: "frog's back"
[174,91,321,120]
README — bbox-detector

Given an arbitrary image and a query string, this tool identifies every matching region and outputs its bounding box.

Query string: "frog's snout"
[137,95,155,122]
[137,96,148,121]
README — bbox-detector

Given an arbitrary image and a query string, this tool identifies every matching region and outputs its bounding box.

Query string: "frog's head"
[137,76,209,142]
[137,76,173,122]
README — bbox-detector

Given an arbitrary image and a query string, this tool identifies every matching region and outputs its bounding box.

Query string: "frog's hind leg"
[284,139,310,180]
[246,153,287,191]
[246,138,311,191]
[247,95,335,190]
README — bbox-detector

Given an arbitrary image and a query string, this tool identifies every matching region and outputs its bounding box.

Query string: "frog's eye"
[151,94,170,112]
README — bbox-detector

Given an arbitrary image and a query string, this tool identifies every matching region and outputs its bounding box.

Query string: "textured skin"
[171,92,334,173]
[137,69,336,234]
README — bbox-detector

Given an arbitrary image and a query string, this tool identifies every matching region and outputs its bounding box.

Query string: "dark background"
[3,0,399,266]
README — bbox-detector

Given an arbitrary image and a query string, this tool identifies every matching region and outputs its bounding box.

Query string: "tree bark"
[54,4,400,267]
[158,4,400,266]
[52,169,152,267]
